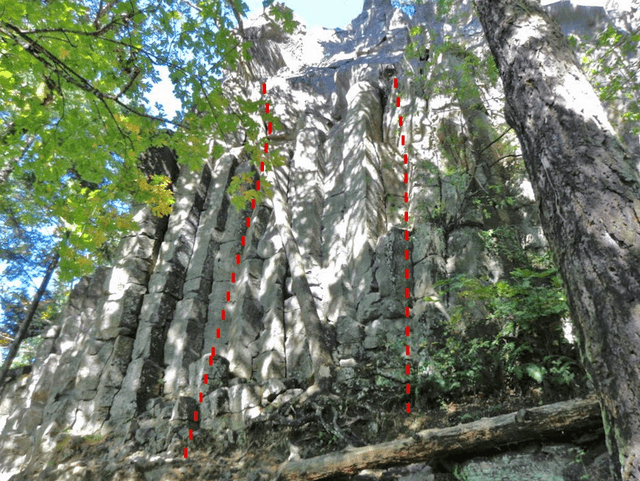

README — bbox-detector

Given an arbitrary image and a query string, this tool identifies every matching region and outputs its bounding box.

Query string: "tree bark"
[0,252,58,391]
[473,1,640,479]
[278,396,602,480]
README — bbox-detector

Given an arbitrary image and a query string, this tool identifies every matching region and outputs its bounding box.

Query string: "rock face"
[0,0,628,479]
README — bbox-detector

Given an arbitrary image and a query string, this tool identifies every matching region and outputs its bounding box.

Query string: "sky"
[147,0,365,120]
[244,0,364,29]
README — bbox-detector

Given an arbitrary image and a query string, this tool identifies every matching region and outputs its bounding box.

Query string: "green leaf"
[525,364,546,383]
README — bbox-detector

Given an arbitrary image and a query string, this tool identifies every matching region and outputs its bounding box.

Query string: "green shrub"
[420,265,585,400]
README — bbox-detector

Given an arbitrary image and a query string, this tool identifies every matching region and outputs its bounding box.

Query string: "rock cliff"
[1,0,632,479]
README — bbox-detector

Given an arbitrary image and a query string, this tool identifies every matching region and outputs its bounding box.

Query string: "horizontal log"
[278,395,602,480]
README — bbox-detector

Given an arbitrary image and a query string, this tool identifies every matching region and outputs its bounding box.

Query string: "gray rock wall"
[0,0,626,477]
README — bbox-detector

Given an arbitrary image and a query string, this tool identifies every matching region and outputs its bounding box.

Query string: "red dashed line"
[185,81,271,458]
[396,77,412,414]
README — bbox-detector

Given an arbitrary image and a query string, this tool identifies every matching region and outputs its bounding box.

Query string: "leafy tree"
[0,0,294,282]
[0,0,298,379]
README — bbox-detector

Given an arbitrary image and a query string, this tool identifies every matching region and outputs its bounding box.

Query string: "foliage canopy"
[0,0,296,282]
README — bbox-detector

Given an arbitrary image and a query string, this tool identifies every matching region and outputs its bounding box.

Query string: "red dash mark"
[401,135,405,145]
[406,403,411,414]
[404,154,408,164]
[246,217,251,228]
[264,142,268,153]
[394,78,398,88]
[406,384,411,395]
[199,392,203,403]
[404,212,409,222]
[404,192,408,203]
[256,180,261,191]
[236,254,241,264]
[404,249,409,260]
[265,103,269,113]
[405,364,411,375]
[404,231,410,241]
[222,309,226,320]
[405,268,409,279]
[189,429,193,440]
[405,288,410,299]
[231,273,236,283]
[260,161,265,172]
[194,411,198,422]
[399,116,403,127]
[216,328,221,338]
[184,448,188,458]
[406,326,410,336]
[406,345,410,356]
[204,374,208,384]
[406,307,410,317]
[211,346,216,357]
[209,356,213,366]
[241,236,246,246]
[404,173,408,183]
[268,122,272,135]
[251,198,256,209]
[396,96,401,107]
[226,291,230,302]
[262,82,266,94]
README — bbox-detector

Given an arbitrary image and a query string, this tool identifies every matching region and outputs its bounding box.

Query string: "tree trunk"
[473,1,640,479]
[278,396,602,480]
[0,252,58,391]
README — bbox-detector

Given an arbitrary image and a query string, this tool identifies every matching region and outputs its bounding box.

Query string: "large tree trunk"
[0,252,58,391]
[473,1,640,479]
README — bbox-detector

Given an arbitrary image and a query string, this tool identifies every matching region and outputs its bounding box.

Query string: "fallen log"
[278,395,602,480]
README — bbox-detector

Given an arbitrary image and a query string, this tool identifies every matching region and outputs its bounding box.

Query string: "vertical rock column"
[322,81,387,323]
[109,162,211,431]
[0,269,110,472]
[181,154,239,395]
[220,162,266,380]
